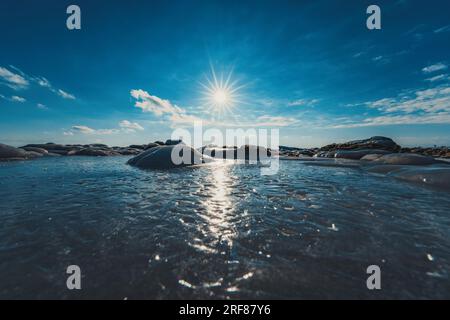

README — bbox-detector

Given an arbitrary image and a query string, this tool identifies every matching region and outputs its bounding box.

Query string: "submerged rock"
[127,145,208,169]
[373,153,437,165]
[390,167,450,191]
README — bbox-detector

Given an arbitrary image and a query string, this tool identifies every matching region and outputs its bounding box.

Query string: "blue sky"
[0,0,449,147]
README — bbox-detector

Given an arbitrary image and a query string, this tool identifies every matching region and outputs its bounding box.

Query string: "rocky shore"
[1,136,450,191]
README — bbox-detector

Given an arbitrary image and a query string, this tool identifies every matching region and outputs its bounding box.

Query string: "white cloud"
[130,89,204,126]
[333,84,450,128]
[425,74,448,82]
[11,95,26,103]
[72,125,96,134]
[332,113,450,128]
[37,103,48,110]
[422,63,448,73]
[0,66,29,90]
[434,25,450,33]
[58,89,76,100]
[287,98,319,107]
[0,65,76,101]
[119,120,144,132]
[253,116,297,127]
[130,89,183,116]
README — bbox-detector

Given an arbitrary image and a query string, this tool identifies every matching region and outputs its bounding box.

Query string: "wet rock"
[373,153,437,165]
[0,143,37,161]
[320,136,401,153]
[360,154,385,161]
[334,149,390,160]
[144,143,160,150]
[21,147,49,154]
[115,148,141,155]
[154,141,165,145]
[21,143,76,152]
[127,145,207,169]
[165,139,183,146]
[128,144,147,150]
[390,167,450,191]
[70,148,120,156]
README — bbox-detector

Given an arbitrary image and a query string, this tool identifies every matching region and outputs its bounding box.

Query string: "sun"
[199,65,246,116]
[213,89,229,105]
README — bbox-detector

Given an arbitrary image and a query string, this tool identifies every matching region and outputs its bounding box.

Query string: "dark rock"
[128,144,147,150]
[154,141,165,145]
[360,154,385,161]
[165,139,183,146]
[127,145,207,169]
[144,143,159,150]
[320,136,401,153]
[71,148,119,156]
[21,147,49,154]
[0,143,35,161]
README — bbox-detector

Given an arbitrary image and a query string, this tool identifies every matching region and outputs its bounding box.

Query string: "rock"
[47,150,70,156]
[0,143,34,161]
[334,149,390,160]
[21,147,49,154]
[165,139,183,146]
[390,167,450,191]
[144,143,159,150]
[154,141,165,145]
[202,147,237,159]
[115,148,141,155]
[21,143,75,152]
[127,145,207,169]
[360,154,385,161]
[71,148,119,156]
[237,145,271,161]
[373,153,437,165]
[128,144,147,150]
[320,136,401,153]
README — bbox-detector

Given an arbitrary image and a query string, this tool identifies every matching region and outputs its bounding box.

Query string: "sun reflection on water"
[192,161,238,254]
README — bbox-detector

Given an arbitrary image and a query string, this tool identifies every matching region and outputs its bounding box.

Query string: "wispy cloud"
[68,120,144,136]
[130,89,203,125]
[332,113,450,128]
[11,95,26,103]
[37,103,48,110]
[287,98,319,107]
[422,62,448,73]
[119,120,144,132]
[0,94,26,103]
[425,74,448,82]
[434,25,450,33]
[0,65,76,100]
[57,89,76,100]
[0,66,29,90]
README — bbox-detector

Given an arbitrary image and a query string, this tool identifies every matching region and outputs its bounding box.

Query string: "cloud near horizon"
[67,120,145,136]
[130,89,298,128]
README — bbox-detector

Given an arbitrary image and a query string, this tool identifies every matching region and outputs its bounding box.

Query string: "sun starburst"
[199,65,246,117]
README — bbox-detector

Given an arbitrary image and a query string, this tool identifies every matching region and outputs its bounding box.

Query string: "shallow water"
[0,156,449,299]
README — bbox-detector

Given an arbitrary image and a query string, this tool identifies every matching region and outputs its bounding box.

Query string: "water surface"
[0,156,449,299]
